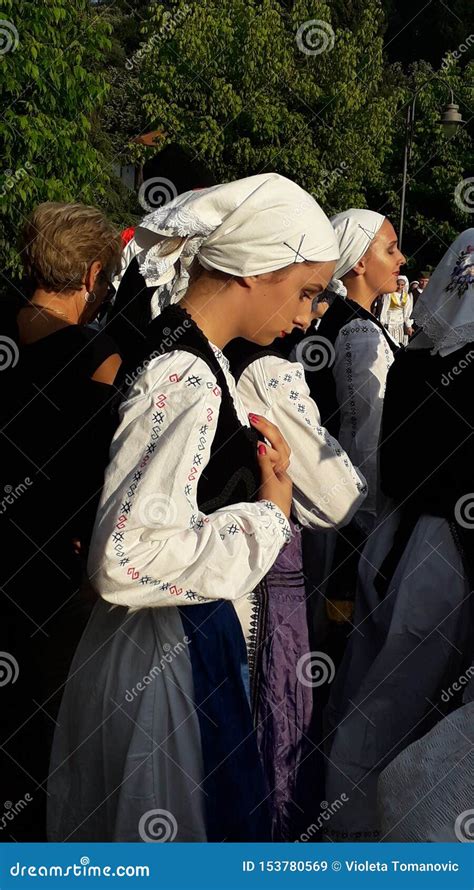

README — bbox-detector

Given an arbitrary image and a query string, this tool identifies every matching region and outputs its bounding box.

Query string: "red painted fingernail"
[258,444,266,455]
[248,413,261,422]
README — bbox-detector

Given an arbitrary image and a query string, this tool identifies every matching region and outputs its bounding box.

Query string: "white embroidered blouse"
[87,346,291,609]
[236,354,367,529]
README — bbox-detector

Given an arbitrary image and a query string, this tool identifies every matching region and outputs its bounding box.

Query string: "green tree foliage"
[0,0,114,282]
[93,0,151,161]
[380,60,474,270]
[138,0,401,212]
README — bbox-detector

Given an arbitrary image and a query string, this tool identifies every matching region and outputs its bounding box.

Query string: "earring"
[84,291,96,303]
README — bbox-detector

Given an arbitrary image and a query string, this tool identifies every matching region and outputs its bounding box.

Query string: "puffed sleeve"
[236,354,367,529]
[332,321,394,526]
[87,350,290,608]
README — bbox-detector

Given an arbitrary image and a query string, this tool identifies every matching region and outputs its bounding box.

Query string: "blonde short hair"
[21,202,122,293]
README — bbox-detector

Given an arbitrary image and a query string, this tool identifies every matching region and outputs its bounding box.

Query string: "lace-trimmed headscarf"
[413,229,474,356]
[132,172,339,319]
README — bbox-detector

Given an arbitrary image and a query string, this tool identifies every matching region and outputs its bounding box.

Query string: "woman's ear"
[85,259,103,293]
[238,276,258,290]
[351,257,367,278]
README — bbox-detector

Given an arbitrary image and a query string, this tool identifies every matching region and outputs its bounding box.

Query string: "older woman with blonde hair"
[0,202,122,840]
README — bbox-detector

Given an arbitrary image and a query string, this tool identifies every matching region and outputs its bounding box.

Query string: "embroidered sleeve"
[87,350,289,609]
[236,355,367,530]
[333,321,394,521]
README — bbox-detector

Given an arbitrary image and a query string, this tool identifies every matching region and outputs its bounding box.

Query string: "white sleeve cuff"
[258,499,292,545]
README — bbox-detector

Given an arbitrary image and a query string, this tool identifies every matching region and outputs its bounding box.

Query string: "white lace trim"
[415,302,474,355]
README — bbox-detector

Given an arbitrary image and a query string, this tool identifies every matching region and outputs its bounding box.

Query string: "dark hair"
[142,144,217,194]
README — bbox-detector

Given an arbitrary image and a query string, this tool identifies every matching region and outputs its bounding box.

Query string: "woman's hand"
[250,414,293,518]
[248,413,291,474]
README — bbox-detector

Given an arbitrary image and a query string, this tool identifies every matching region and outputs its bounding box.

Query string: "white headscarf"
[331,209,386,279]
[397,274,409,294]
[413,229,474,356]
[132,173,339,318]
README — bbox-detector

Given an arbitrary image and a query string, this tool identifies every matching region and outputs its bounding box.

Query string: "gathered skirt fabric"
[253,526,315,840]
[47,597,270,842]
[324,508,472,840]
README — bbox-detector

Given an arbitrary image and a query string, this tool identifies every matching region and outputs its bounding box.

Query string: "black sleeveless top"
[0,314,121,619]
[107,257,156,374]
[140,305,261,514]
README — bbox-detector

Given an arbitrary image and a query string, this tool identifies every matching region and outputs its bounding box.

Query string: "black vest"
[140,305,261,514]
[224,327,308,382]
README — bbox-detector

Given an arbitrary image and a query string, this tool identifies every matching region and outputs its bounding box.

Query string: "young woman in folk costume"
[224,291,366,839]
[379,273,414,345]
[302,211,405,681]
[47,173,340,842]
[324,231,474,840]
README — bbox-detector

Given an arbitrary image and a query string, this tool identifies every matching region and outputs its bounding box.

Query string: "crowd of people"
[1,172,472,844]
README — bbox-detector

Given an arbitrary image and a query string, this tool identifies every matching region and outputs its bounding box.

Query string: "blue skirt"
[48,597,270,842]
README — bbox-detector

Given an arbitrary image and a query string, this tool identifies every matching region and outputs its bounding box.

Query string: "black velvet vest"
[141,305,261,514]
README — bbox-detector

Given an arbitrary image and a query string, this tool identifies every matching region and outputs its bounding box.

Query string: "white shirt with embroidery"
[87,347,291,609]
[236,355,367,530]
[332,318,395,528]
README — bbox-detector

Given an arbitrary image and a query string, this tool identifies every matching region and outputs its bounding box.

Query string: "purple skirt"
[251,522,314,840]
